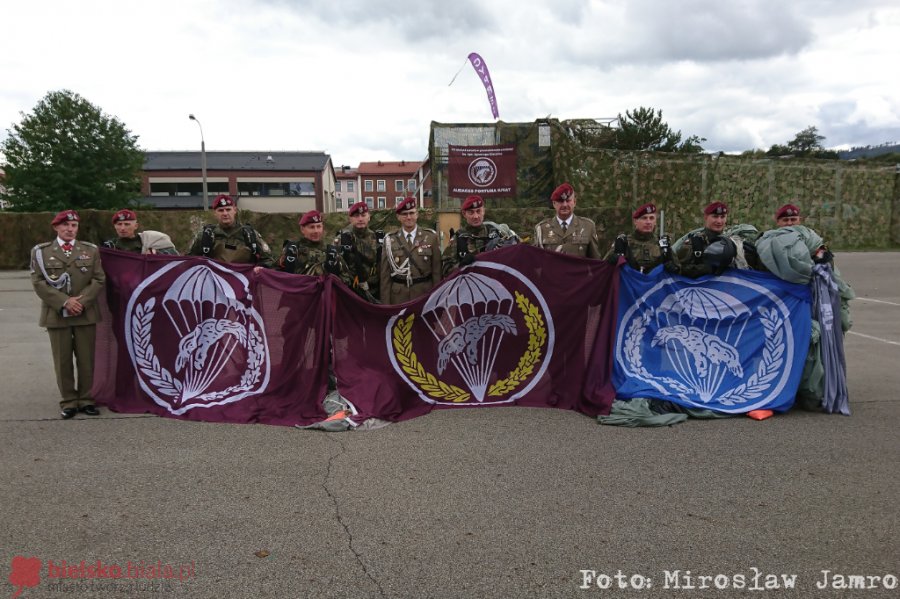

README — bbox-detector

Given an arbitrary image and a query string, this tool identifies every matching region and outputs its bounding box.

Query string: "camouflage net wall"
[431,118,899,249]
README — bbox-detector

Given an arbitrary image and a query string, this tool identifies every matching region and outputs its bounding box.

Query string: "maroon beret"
[550,183,575,202]
[212,194,236,209]
[112,209,137,223]
[704,201,728,216]
[299,210,322,226]
[51,210,79,226]
[775,204,801,219]
[348,201,369,216]
[461,195,484,211]
[632,203,657,220]
[395,196,417,213]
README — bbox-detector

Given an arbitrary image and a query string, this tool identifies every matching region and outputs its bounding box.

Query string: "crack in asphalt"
[323,435,387,598]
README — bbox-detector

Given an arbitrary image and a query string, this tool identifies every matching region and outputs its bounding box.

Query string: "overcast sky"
[2,0,898,166]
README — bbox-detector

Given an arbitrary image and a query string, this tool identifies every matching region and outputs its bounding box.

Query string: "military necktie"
[561,222,568,234]
[406,233,413,246]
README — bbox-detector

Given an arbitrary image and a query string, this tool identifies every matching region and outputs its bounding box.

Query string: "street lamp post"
[188,114,209,210]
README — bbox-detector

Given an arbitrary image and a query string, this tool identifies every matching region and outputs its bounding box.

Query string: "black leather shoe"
[60,408,78,419]
[80,405,100,416]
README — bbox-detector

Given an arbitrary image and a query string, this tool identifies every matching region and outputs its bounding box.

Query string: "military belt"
[392,275,430,285]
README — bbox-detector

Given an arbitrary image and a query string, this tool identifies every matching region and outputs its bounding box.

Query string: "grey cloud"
[254,0,497,41]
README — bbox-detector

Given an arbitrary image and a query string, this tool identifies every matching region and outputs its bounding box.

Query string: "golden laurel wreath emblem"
[391,291,546,403]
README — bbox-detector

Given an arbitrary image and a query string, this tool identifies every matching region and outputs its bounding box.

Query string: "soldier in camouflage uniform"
[30,210,106,419]
[380,197,441,304]
[335,201,381,302]
[102,209,178,255]
[672,201,729,278]
[442,195,519,276]
[278,210,349,280]
[603,202,675,273]
[187,194,274,268]
[532,182,602,258]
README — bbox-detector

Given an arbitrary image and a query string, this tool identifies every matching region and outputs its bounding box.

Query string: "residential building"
[357,160,421,210]
[333,165,358,212]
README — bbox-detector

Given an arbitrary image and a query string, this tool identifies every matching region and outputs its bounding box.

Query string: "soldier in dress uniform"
[335,201,382,302]
[187,194,274,268]
[532,182,602,258]
[30,210,106,419]
[442,194,519,276]
[102,209,178,254]
[278,210,348,279]
[603,202,676,273]
[380,196,441,304]
[673,201,730,278]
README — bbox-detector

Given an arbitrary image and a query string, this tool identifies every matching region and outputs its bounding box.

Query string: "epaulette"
[421,227,437,234]
[31,242,53,253]
[79,241,98,248]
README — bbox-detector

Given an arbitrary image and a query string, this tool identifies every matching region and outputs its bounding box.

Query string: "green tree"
[1,89,144,211]
[615,107,705,153]
[787,125,825,155]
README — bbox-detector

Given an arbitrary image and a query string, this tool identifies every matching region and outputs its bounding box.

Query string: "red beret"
[775,204,801,219]
[348,201,369,216]
[395,196,417,213]
[299,210,322,226]
[550,183,575,202]
[704,201,728,216]
[461,195,484,211]
[112,209,137,223]
[212,194,236,209]
[51,210,79,226]
[632,203,657,220]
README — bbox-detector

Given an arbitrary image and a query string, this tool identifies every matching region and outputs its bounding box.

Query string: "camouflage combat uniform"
[673,228,722,278]
[337,226,381,301]
[603,230,676,273]
[442,222,515,276]
[187,223,274,267]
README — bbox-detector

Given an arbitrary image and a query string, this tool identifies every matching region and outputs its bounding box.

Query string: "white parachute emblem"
[652,287,750,401]
[161,265,261,403]
[422,273,518,402]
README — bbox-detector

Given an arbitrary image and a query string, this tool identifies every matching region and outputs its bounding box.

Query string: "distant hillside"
[838,143,900,160]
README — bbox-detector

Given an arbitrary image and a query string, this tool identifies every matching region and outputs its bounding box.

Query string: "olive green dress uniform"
[603,230,677,273]
[380,228,441,304]
[30,240,105,410]
[673,228,723,278]
[532,216,602,258]
[188,223,275,267]
[441,223,499,276]
[339,227,380,301]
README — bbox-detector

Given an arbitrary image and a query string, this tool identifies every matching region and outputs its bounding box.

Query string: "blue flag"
[614,266,812,413]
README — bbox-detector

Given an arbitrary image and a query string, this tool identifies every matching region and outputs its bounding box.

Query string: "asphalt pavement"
[1,252,898,598]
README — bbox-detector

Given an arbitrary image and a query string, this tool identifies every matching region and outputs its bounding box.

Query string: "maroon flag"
[333,245,619,423]
[448,144,517,198]
[92,251,330,425]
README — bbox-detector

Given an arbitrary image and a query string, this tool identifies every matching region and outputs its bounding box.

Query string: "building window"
[336,197,343,209]
[335,181,342,192]
[408,179,417,192]
[149,181,228,196]
[364,180,373,192]
[237,182,315,196]
[377,196,386,208]
[376,180,386,192]
[347,181,355,192]
[365,197,374,208]
[395,196,404,205]
[395,180,404,192]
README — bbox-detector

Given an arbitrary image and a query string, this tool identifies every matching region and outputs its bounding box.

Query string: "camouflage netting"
[432,118,900,249]
[0,208,441,270]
